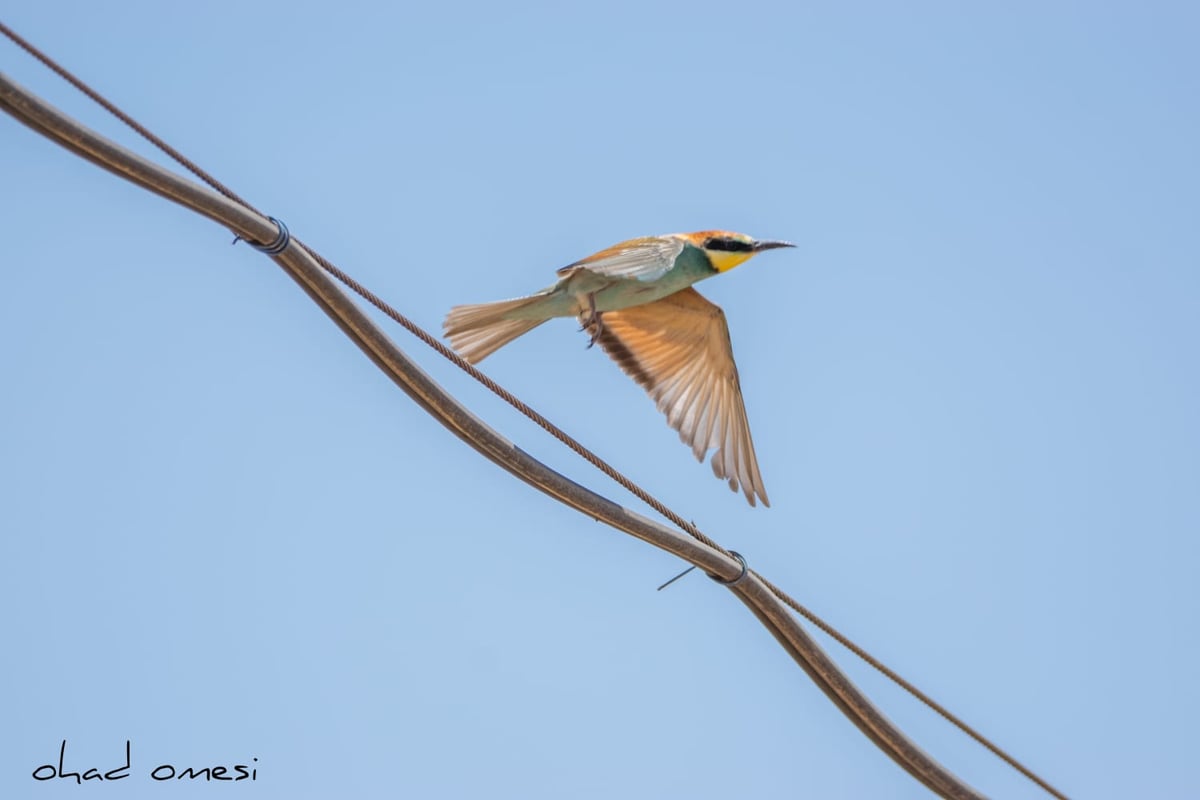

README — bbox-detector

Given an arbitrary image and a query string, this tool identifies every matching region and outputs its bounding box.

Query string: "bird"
[443,231,795,507]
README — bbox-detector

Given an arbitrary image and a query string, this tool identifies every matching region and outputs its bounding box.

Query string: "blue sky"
[2,3,1197,798]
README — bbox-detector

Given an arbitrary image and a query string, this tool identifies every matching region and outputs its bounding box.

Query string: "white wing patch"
[557,236,685,283]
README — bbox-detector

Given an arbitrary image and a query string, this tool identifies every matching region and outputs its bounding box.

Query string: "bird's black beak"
[751,239,796,252]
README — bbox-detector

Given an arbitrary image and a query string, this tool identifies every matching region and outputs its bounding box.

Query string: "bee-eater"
[443,231,795,507]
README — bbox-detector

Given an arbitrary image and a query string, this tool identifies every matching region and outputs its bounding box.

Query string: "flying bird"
[443,231,794,507]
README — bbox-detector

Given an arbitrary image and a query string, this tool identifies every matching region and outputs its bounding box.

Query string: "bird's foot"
[586,315,605,348]
[579,294,604,348]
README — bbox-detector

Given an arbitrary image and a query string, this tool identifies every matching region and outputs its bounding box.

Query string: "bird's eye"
[705,238,754,252]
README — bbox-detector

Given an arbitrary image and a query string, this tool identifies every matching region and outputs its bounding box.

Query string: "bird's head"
[675,230,796,273]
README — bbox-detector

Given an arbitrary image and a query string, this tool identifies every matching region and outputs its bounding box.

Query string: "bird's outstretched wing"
[585,287,769,507]
[558,235,685,282]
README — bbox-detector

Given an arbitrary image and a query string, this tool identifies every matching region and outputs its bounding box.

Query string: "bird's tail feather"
[443,296,550,363]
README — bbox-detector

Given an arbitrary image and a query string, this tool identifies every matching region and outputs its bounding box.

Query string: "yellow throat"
[706,249,756,273]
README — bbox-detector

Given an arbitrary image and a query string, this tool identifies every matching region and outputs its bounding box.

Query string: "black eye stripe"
[704,238,754,253]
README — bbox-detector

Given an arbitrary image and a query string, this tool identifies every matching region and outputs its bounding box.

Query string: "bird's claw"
[586,320,603,348]
[579,294,604,348]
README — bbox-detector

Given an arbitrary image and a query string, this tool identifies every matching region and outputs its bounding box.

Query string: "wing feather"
[558,236,686,282]
[585,287,769,507]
